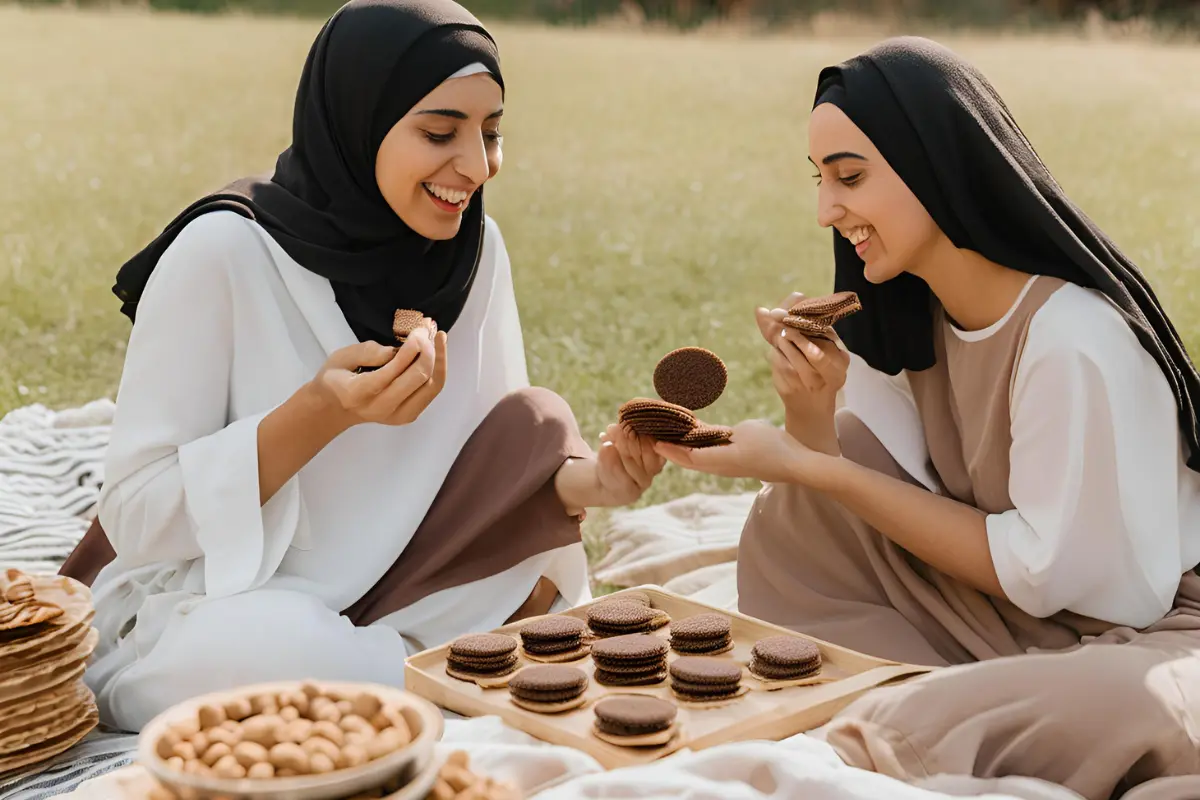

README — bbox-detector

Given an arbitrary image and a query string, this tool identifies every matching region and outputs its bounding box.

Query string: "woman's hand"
[554,423,666,515]
[755,292,849,455]
[654,420,820,485]
[311,327,448,429]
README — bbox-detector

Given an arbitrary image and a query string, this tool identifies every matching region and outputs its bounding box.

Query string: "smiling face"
[375,72,504,240]
[807,103,942,284]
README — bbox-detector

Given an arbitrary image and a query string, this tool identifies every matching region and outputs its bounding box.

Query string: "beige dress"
[738,276,1200,800]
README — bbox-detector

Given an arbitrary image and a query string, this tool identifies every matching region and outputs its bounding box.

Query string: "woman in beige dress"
[656,37,1200,800]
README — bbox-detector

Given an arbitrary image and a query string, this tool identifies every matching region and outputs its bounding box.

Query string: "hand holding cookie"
[313,312,447,428]
[655,419,819,484]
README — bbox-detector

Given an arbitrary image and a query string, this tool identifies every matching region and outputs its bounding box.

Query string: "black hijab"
[813,36,1200,471]
[112,0,503,345]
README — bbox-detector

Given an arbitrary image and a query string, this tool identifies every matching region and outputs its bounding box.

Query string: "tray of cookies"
[403,586,935,770]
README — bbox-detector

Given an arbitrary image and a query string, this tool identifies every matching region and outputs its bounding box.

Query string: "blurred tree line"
[25,0,1199,30]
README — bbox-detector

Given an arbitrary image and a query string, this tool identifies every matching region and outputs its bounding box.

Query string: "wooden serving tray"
[404,586,934,769]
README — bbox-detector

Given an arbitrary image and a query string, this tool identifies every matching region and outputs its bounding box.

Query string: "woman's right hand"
[311,327,448,429]
[755,292,847,455]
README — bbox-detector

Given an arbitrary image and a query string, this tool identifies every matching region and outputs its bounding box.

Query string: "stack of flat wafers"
[618,347,733,448]
[0,569,99,778]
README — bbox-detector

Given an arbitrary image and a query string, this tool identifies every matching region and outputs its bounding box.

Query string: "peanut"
[249,693,278,716]
[351,692,381,720]
[278,719,314,744]
[219,720,240,733]
[240,715,282,748]
[442,764,475,793]
[268,742,310,774]
[338,714,374,735]
[310,720,345,746]
[302,736,340,764]
[155,731,179,760]
[312,702,341,724]
[336,699,353,716]
[212,754,246,779]
[247,761,275,779]
[430,780,456,800]
[207,726,241,748]
[222,697,253,722]
[309,752,336,774]
[201,742,232,767]
[182,759,209,776]
[232,740,269,768]
[280,705,301,722]
[366,727,408,761]
[171,742,197,761]
[300,682,323,699]
[171,718,201,739]
[445,749,470,770]
[165,756,185,772]
[197,704,226,730]
[189,732,209,756]
[369,711,392,731]
[338,743,370,769]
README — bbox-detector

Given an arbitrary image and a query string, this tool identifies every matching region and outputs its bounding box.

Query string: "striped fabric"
[0,731,138,800]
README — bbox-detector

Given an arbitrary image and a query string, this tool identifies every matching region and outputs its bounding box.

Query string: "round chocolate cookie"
[520,616,587,655]
[508,665,589,713]
[653,347,728,411]
[591,634,669,686]
[601,590,651,608]
[392,308,428,343]
[618,399,697,442]
[669,613,732,654]
[593,695,677,738]
[678,424,732,448]
[748,635,822,681]
[587,600,669,637]
[446,633,519,678]
[669,657,743,701]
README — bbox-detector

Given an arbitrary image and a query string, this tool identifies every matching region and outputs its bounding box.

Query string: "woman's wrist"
[553,457,593,517]
[783,443,847,492]
[784,409,841,457]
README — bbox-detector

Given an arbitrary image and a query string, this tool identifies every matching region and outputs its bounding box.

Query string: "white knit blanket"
[0,401,1122,800]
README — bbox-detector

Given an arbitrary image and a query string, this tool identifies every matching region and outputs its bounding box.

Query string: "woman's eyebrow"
[415,107,504,120]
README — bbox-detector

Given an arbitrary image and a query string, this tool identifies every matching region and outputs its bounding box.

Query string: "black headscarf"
[813,36,1200,471]
[112,0,503,345]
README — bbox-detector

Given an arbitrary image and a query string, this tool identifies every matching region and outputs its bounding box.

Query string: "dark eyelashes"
[811,172,863,187]
[423,131,503,145]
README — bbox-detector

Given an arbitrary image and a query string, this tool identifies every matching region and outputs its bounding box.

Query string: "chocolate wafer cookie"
[669,657,743,702]
[593,695,676,744]
[446,633,519,682]
[618,399,697,442]
[508,665,588,713]
[668,613,732,655]
[653,347,728,411]
[782,291,861,341]
[591,634,668,686]
[679,424,733,448]
[519,616,589,662]
[587,600,670,637]
[748,635,822,681]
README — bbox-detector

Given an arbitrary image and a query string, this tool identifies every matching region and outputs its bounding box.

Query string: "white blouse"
[86,210,590,730]
[841,280,1200,630]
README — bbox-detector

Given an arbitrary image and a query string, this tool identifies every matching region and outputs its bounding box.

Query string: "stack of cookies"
[507,665,589,714]
[591,695,678,747]
[668,657,745,705]
[781,291,861,341]
[668,613,733,656]
[618,347,732,448]
[590,634,669,687]
[0,570,99,777]
[586,600,670,638]
[444,633,519,684]
[747,636,823,684]
[518,616,589,663]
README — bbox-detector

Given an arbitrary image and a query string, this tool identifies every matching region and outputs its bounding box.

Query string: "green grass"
[3,7,1200,511]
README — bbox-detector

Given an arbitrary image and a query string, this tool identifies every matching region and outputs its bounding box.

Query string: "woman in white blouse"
[656,37,1200,800]
[60,0,665,732]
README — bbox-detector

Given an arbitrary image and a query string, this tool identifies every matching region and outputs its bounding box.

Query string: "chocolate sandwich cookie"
[592,695,678,747]
[669,656,744,702]
[445,633,519,683]
[392,308,434,343]
[591,634,669,686]
[587,600,670,637]
[668,613,733,655]
[782,291,861,341]
[618,399,698,442]
[748,635,822,681]
[507,665,589,713]
[519,616,589,662]
[678,424,733,448]
[653,347,728,411]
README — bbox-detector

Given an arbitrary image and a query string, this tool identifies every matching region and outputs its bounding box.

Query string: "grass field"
[2,6,1199,510]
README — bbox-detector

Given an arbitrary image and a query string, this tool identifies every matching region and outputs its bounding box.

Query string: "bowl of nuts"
[137,680,443,800]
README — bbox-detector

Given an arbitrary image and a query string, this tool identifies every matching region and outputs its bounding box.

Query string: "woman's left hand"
[592,423,667,506]
[654,420,818,484]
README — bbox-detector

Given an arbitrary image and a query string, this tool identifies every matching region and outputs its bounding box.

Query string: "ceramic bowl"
[138,680,443,800]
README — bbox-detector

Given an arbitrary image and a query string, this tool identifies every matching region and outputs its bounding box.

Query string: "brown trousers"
[60,387,592,625]
[739,416,1200,800]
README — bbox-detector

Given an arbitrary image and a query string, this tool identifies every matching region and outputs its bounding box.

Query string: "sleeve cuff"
[178,410,301,599]
[985,510,1058,619]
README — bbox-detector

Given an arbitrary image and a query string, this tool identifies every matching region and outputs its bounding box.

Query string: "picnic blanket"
[0,399,1171,800]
